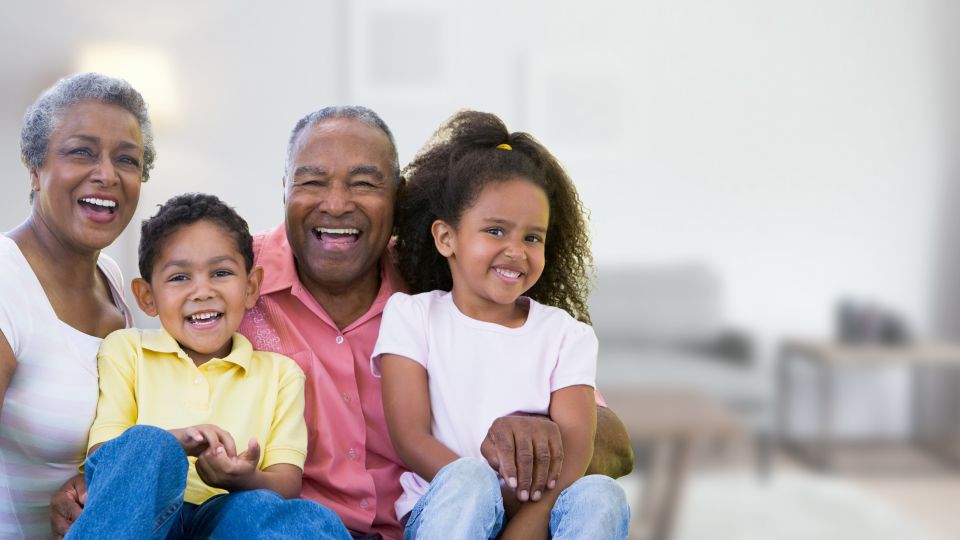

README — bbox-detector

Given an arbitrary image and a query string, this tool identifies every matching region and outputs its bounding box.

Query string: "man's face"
[284,118,399,296]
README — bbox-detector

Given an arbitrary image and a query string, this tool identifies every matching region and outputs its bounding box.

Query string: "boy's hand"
[169,425,237,457]
[195,437,261,492]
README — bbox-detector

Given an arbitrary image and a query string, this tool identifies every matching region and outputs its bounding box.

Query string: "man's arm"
[586,406,634,478]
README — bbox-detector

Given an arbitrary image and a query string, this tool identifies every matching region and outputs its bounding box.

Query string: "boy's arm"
[499,385,596,540]
[195,438,302,498]
[380,353,459,480]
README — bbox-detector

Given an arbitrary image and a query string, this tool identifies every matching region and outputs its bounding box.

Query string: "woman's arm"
[500,385,596,540]
[380,353,459,480]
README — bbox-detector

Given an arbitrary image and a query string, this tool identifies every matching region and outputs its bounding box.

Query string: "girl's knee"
[439,457,499,492]
[566,475,629,511]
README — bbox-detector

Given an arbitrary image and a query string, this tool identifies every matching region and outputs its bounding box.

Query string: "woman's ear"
[431,219,456,258]
[130,278,158,317]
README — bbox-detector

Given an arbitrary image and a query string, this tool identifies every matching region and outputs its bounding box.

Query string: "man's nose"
[320,182,354,216]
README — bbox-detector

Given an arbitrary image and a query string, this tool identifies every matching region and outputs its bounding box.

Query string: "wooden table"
[602,388,744,540]
[776,339,960,471]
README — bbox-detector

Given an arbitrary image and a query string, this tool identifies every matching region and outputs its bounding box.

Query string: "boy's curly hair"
[138,193,254,283]
[397,110,594,323]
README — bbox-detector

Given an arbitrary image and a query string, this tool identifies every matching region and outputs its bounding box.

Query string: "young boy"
[66,193,350,539]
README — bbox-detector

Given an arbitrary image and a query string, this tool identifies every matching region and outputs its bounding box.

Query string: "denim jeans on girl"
[64,425,351,540]
[403,457,630,540]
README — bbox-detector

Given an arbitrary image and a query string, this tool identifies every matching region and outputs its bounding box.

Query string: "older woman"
[0,73,155,538]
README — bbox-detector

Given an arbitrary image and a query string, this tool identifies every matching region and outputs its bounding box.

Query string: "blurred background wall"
[1,0,958,437]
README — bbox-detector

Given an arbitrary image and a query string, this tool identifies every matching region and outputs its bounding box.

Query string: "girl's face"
[432,177,549,326]
[30,100,144,253]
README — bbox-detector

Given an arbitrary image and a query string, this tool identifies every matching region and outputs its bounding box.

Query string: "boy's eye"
[484,227,505,237]
[167,274,188,282]
[213,269,234,278]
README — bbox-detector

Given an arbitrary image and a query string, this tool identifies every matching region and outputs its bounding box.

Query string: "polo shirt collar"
[140,328,254,371]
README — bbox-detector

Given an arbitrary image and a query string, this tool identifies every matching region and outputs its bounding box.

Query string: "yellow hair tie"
[496,143,512,151]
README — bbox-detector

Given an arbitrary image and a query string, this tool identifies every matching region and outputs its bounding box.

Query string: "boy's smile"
[132,220,262,366]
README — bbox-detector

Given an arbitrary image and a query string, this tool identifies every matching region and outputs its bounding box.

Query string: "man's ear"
[281,176,287,206]
[131,278,158,317]
[29,169,40,193]
[244,265,264,309]
[431,219,455,258]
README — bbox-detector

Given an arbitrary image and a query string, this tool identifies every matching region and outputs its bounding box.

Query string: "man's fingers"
[492,427,518,489]
[514,434,535,502]
[480,434,500,471]
[530,436,552,501]
[546,434,564,491]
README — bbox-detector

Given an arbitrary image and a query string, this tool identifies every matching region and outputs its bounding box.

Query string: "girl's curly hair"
[396,110,594,323]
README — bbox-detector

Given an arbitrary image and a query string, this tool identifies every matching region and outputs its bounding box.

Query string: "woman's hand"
[168,424,237,457]
[194,437,260,492]
[49,473,86,538]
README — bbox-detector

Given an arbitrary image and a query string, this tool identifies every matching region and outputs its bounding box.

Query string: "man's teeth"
[496,268,521,279]
[189,312,221,321]
[79,197,117,208]
[315,228,360,235]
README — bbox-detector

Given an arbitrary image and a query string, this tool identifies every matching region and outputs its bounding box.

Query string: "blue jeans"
[404,457,630,540]
[65,425,351,540]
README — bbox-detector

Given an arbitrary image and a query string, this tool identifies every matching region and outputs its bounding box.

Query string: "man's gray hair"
[285,106,399,180]
[20,72,156,182]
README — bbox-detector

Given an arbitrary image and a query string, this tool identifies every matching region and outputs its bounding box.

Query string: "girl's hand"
[195,437,261,492]
[169,424,238,457]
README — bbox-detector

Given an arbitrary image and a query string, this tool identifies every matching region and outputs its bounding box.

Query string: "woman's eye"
[69,148,93,157]
[118,155,141,167]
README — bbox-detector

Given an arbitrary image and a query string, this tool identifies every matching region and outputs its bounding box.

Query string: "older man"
[238,106,632,539]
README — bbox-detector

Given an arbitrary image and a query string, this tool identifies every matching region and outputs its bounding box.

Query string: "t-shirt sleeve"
[550,321,598,392]
[261,355,308,470]
[370,292,429,376]
[87,330,140,451]
[0,252,32,356]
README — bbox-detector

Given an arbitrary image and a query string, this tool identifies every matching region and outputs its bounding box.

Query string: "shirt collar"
[140,328,254,371]
[256,224,299,296]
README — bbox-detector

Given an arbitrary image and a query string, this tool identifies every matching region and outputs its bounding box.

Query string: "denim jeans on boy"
[65,425,351,540]
[403,456,630,540]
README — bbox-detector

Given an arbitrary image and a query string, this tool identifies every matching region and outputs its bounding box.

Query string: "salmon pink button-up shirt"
[238,225,405,540]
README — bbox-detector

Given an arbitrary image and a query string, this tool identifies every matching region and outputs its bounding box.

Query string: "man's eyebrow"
[350,165,384,180]
[293,166,327,178]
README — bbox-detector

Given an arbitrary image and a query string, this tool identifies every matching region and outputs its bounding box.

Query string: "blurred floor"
[617,445,960,540]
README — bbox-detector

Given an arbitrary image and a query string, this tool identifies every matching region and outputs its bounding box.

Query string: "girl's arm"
[499,384,597,540]
[380,353,459,480]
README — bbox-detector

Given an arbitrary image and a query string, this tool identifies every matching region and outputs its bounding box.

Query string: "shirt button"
[347,448,358,461]
[335,335,344,345]
[342,393,352,403]
[359,498,369,509]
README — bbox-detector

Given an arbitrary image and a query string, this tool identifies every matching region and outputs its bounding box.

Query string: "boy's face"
[131,220,262,366]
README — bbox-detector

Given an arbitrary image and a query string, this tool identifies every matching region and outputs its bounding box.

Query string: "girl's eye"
[525,235,544,243]
[485,227,505,237]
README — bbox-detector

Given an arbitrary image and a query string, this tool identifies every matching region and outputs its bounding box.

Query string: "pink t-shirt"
[238,225,406,540]
[371,290,598,519]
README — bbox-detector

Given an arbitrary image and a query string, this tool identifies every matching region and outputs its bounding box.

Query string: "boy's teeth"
[79,197,117,208]
[189,312,220,321]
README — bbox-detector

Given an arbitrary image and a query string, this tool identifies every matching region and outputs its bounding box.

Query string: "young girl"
[372,111,629,540]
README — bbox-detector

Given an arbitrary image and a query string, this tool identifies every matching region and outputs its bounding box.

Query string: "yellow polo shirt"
[88,328,308,504]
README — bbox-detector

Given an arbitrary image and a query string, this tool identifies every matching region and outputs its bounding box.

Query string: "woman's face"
[30,100,144,252]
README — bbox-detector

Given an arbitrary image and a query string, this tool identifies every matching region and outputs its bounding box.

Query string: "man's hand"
[480,415,563,503]
[50,473,86,538]
[195,437,260,492]
[169,424,238,458]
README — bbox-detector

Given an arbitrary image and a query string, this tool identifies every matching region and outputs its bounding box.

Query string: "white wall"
[1,0,957,435]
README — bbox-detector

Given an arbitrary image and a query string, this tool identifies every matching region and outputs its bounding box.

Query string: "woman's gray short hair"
[20,72,156,182]
[285,106,399,181]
